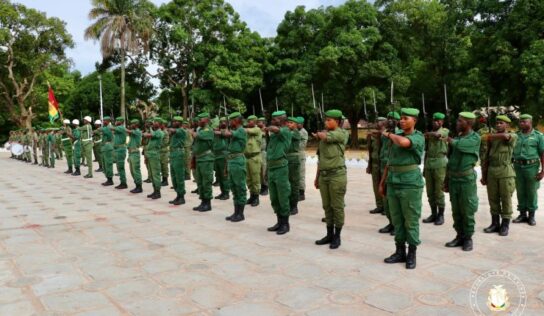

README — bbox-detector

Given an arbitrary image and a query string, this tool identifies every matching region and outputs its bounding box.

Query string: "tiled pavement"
[0,152,543,315]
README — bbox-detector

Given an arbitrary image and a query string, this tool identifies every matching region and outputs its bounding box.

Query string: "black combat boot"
[84,174,93,179]
[435,207,445,225]
[260,185,268,196]
[161,177,168,186]
[251,194,259,207]
[267,215,281,232]
[191,188,199,194]
[329,226,342,249]
[225,203,237,221]
[379,220,394,234]
[115,183,128,190]
[147,191,155,198]
[72,167,81,176]
[528,211,536,226]
[370,207,384,214]
[462,236,473,251]
[406,245,417,269]
[64,167,73,174]
[214,192,229,200]
[513,211,528,223]
[231,205,245,222]
[95,167,103,172]
[321,217,326,223]
[144,178,152,183]
[102,178,114,186]
[173,195,185,205]
[315,226,334,245]
[246,194,255,205]
[445,234,464,248]
[499,218,510,236]
[276,216,290,235]
[484,215,500,233]
[290,202,298,215]
[198,199,211,212]
[422,206,437,223]
[384,243,406,263]
[151,190,161,200]
[130,185,143,194]
[299,189,305,201]
[193,200,205,211]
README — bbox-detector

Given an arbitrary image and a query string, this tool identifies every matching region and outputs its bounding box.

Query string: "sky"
[14,0,346,75]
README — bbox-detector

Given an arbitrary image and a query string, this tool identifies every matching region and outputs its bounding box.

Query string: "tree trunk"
[120,49,126,120]
[349,116,359,149]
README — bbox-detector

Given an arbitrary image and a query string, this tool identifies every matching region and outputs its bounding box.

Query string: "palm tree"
[84,0,154,120]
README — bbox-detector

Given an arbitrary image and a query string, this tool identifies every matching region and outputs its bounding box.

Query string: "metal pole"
[98,75,104,122]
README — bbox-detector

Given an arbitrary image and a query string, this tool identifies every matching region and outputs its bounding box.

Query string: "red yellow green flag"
[48,85,60,123]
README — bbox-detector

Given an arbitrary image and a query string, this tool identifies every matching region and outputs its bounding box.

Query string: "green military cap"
[228,112,242,120]
[173,116,183,122]
[459,112,476,119]
[197,112,210,119]
[496,115,511,123]
[433,112,446,120]
[325,109,343,119]
[130,119,140,124]
[258,117,266,121]
[287,116,298,123]
[296,116,304,124]
[376,116,387,121]
[272,110,286,117]
[115,116,125,122]
[103,116,111,121]
[401,108,420,117]
[387,111,401,120]
[520,114,533,120]
[247,115,258,121]
[219,117,227,122]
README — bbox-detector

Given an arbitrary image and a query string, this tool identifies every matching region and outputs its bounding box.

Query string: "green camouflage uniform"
[193,125,215,201]
[170,127,187,196]
[184,128,193,179]
[47,132,56,167]
[213,129,230,196]
[267,126,292,217]
[228,126,248,205]
[114,125,128,185]
[160,129,170,180]
[128,128,142,186]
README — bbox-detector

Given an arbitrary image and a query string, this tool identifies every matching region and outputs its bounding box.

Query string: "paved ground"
[0,152,543,316]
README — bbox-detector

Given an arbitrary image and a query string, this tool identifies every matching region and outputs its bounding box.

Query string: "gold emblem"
[487,285,510,312]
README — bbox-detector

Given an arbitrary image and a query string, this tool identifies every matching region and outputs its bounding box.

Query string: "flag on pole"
[48,84,60,123]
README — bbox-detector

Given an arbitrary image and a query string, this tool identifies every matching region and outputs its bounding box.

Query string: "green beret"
[496,115,511,123]
[103,116,111,121]
[228,112,242,120]
[459,112,476,119]
[387,111,400,120]
[376,117,387,122]
[197,112,210,119]
[520,114,533,120]
[433,112,445,120]
[325,109,342,119]
[258,117,266,121]
[173,116,183,122]
[272,110,286,117]
[296,116,304,124]
[247,115,258,121]
[130,119,140,124]
[288,116,298,123]
[115,116,125,122]
[219,117,227,122]
[401,108,420,117]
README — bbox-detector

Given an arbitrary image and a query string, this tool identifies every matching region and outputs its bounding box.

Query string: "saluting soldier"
[71,119,81,175]
[160,118,170,186]
[100,117,115,186]
[512,114,544,226]
[111,117,128,189]
[126,119,143,194]
[167,116,187,205]
[286,117,301,214]
[257,117,269,195]
[61,119,73,173]
[297,117,308,201]
[367,117,386,214]
[444,112,481,252]
[192,113,215,212]
[213,117,230,200]
[93,120,103,172]
[245,115,263,206]
[266,111,292,235]
[422,112,449,225]
[481,115,517,236]
[314,109,347,249]
[143,118,164,199]
[379,108,425,269]
[80,116,94,178]
[225,112,248,222]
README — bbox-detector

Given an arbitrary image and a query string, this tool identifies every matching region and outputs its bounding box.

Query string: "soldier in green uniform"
[224,112,248,222]
[126,119,143,194]
[160,119,170,186]
[55,130,62,159]
[379,108,424,269]
[297,117,308,201]
[168,116,187,205]
[22,129,31,163]
[287,117,301,214]
[444,112,481,252]
[314,109,347,249]
[245,115,263,206]
[61,119,73,173]
[258,117,269,196]
[47,129,56,168]
[481,115,517,236]
[422,112,449,225]
[39,130,48,167]
[143,118,164,199]
[367,117,386,214]
[111,117,128,189]
[213,117,230,200]
[192,112,215,212]
[70,119,81,175]
[183,120,193,180]
[31,128,39,164]
[477,115,495,174]
[93,120,103,172]
[80,116,94,178]
[512,114,544,226]
[100,117,115,186]
[266,111,292,235]
[142,119,152,183]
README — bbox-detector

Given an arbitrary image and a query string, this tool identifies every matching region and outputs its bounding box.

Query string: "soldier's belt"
[319,166,346,176]
[94,140,102,143]
[512,159,539,165]
[227,152,244,160]
[128,148,140,153]
[245,152,260,158]
[195,150,212,158]
[114,144,126,148]
[449,169,474,177]
[388,164,418,173]
[268,158,287,167]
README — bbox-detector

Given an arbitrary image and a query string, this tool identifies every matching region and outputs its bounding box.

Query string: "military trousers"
[48,145,55,167]
[260,151,268,187]
[82,141,93,176]
[184,147,192,179]
[288,157,300,207]
[170,152,185,196]
[319,167,347,227]
[73,141,81,168]
[269,164,291,217]
[299,154,306,191]
[115,147,127,184]
[387,185,422,246]
[160,150,169,178]
[487,173,515,219]
[371,162,383,209]
[63,144,73,169]
[228,156,247,205]
[101,144,114,179]
[246,154,262,194]
[41,148,48,166]
[214,156,229,194]
[449,174,479,237]
[129,151,142,186]
[514,164,540,212]
[196,160,214,200]
[424,167,447,208]
[380,163,390,219]
[147,152,161,191]
[94,144,102,169]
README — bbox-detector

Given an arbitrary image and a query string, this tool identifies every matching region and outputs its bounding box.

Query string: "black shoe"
[225,204,237,221]
[315,226,334,245]
[212,180,219,187]
[384,243,406,263]
[379,223,394,234]
[198,199,212,212]
[84,174,93,179]
[513,211,528,223]
[191,188,199,194]
[147,192,155,198]
[251,195,259,207]
[406,245,417,269]
[290,205,298,215]
[151,191,161,200]
[95,168,103,172]
[484,215,500,233]
[299,190,305,201]
[193,201,204,211]
[276,216,290,235]
[173,195,186,205]
[445,235,464,248]
[435,207,445,225]
[161,177,168,186]
[321,217,326,223]
[144,178,152,183]
[130,185,143,194]
[499,218,510,236]
[370,207,384,214]
[64,168,73,174]
[422,206,437,223]
[260,185,268,196]
[462,237,473,251]
[215,192,229,200]
[329,226,342,249]
[102,178,114,186]
[267,215,281,232]
[115,183,128,189]
[72,168,81,176]
[246,194,255,205]
[528,211,536,226]
[231,205,245,222]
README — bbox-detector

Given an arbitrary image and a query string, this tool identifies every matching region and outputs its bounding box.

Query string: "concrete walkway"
[0,153,542,315]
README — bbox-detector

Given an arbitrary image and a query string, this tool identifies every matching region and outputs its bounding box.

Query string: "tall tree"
[84,0,155,120]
